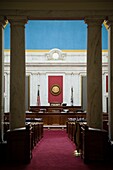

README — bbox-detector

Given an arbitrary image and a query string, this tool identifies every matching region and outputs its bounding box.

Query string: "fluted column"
[8,16,27,130]
[0,17,6,141]
[107,17,113,140]
[85,17,104,129]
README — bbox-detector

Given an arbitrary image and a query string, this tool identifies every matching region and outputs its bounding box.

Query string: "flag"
[37,85,40,106]
[71,87,73,106]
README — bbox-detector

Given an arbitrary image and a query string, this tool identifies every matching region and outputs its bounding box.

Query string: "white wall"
[4,49,108,112]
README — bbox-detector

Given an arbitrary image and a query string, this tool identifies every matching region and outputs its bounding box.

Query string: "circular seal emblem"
[51,84,61,96]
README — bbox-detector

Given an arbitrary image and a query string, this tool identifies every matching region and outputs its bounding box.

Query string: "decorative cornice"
[4,49,108,53]
[103,20,109,30]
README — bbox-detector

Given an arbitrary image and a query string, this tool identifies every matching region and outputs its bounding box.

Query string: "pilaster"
[107,16,113,140]
[0,17,6,141]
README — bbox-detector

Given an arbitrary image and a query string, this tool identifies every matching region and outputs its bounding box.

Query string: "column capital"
[7,16,28,26]
[106,16,113,28]
[85,16,104,26]
[0,16,7,28]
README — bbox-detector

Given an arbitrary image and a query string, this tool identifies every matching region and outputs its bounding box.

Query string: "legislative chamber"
[0,0,113,166]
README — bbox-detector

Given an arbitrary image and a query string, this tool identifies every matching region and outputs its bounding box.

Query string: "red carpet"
[0,129,113,170]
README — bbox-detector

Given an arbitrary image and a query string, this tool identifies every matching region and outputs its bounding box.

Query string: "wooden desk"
[26,112,86,125]
[29,105,82,113]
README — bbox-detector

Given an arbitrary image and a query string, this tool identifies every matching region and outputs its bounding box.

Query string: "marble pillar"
[0,17,6,141]
[8,16,27,130]
[107,17,113,140]
[85,17,104,129]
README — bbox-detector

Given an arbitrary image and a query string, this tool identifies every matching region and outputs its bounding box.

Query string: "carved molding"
[46,48,66,60]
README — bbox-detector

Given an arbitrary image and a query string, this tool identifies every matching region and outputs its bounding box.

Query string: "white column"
[0,17,6,141]
[8,16,27,130]
[107,17,113,140]
[85,17,104,129]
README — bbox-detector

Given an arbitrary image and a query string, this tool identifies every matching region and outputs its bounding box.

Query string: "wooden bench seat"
[6,125,32,163]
